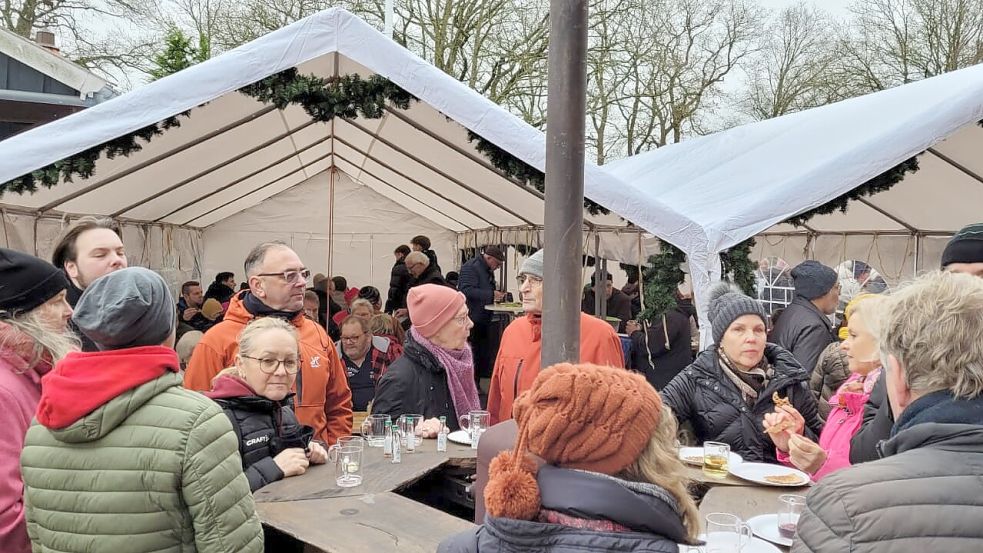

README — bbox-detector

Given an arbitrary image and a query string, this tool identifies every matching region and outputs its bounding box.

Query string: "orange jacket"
[487,313,625,425]
[184,292,353,445]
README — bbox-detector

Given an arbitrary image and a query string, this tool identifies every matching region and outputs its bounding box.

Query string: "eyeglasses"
[241,355,300,374]
[516,274,543,287]
[341,334,366,343]
[452,314,470,327]
[256,268,311,283]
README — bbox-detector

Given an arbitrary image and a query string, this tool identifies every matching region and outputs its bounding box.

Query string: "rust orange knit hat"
[484,363,662,520]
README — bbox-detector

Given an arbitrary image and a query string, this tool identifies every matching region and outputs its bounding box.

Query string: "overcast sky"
[758,0,854,16]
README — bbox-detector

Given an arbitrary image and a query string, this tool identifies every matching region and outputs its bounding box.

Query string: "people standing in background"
[51,217,128,351]
[406,251,449,288]
[330,276,349,310]
[625,295,693,390]
[184,241,352,446]
[205,271,237,304]
[488,249,624,425]
[458,246,506,384]
[769,260,839,377]
[177,280,214,335]
[387,245,412,315]
[581,272,633,333]
[0,249,77,553]
[20,267,264,553]
[335,317,391,412]
[411,235,441,275]
[303,290,320,322]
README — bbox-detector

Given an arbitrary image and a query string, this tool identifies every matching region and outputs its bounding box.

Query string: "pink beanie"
[408,284,466,338]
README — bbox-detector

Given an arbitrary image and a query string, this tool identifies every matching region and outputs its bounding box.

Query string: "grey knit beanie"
[519,249,544,279]
[708,282,768,345]
[791,260,838,300]
[73,267,176,350]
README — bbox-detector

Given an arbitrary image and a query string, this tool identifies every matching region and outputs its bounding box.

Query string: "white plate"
[729,462,811,487]
[747,514,794,547]
[447,430,472,445]
[678,446,744,467]
[678,534,782,553]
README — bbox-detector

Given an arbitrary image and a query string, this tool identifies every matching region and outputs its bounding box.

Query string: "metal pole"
[600,258,608,319]
[594,234,603,318]
[542,0,588,367]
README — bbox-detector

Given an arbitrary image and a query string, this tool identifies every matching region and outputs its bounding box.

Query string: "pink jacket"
[0,324,52,553]
[778,369,881,482]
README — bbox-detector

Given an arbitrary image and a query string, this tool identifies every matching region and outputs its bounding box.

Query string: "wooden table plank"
[681,464,748,487]
[254,438,476,503]
[698,485,809,521]
[257,492,475,553]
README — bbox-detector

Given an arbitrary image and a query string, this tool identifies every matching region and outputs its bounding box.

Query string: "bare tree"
[742,2,837,120]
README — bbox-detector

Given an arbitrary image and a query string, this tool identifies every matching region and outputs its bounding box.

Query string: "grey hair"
[243,241,291,277]
[1,310,79,370]
[349,298,374,313]
[405,251,429,267]
[877,271,983,399]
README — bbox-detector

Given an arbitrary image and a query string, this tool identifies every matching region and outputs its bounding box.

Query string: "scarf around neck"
[718,346,772,403]
[242,291,302,320]
[409,327,480,419]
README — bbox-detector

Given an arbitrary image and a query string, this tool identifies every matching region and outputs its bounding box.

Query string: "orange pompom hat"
[484,363,662,521]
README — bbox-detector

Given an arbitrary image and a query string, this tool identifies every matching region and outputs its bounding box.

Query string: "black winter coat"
[213,390,311,492]
[627,307,693,390]
[848,374,894,464]
[661,344,823,463]
[386,261,412,312]
[769,296,835,376]
[410,264,450,289]
[371,333,461,431]
[458,256,496,326]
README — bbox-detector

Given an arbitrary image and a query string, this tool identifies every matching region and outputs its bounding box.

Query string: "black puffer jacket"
[371,333,461,431]
[206,375,312,492]
[661,344,823,463]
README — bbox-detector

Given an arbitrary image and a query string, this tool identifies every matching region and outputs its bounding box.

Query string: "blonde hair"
[1,308,79,370]
[349,298,374,314]
[236,317,299,359]
[878,271,983,399]
[369,313,405,343]
[847,294,886,337]
[619,403,700,541]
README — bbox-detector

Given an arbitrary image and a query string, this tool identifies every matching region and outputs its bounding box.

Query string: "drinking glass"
[329,445,363,488]
[458,410,491,449]
[704,513,752,553]
[398,414,423,450]
[702,441,730,479]
[778,494,807,540]
[361,414,391,447]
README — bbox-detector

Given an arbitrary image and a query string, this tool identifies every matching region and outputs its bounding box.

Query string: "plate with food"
[677,446,743,467]
[729,462,811,487]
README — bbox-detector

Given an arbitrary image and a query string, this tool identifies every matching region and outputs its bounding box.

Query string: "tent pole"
[600,258,608,319]
[914,234,920,277]
[542,0,587,367]
[328,167,336,277]
[594,234,602,318]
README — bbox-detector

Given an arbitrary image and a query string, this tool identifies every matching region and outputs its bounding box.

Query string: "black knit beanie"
[941,223,983,268]
[0,248,69,317]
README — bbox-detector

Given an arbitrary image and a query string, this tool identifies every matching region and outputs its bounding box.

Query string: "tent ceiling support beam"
[856,197,919,233]
[331,134,492,228]
[927,147,983,187]
[0,201,199,231]
[114,118,320,218]
[185,150,334,227]
[332,152,476,231]
[155,133,334,223]
[383,106,546,200]
[341,116,536,225]
[37,105,279,214]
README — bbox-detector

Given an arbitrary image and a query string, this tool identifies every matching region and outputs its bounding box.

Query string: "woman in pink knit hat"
[371,284,481,435]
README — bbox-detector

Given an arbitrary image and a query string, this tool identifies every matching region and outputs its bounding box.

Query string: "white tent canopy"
[606,63,983,343]
[0,8,686,292]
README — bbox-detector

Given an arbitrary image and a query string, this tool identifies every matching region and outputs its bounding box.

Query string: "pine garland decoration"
[639,241,687,321]
[467,131,609,215]
[721,238,757,297]
[1,114,186,195]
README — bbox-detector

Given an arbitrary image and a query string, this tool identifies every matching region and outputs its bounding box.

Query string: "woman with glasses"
[205,317,327,492]
[372,284,480,435]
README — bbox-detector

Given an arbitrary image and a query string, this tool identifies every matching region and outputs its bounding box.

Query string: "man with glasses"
[486,249,625,425]
[334,317,390,411]
[770,260,840,376]
[184,241,353,446]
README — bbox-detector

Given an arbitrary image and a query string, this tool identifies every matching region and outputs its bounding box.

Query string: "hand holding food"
[788,433,827,475]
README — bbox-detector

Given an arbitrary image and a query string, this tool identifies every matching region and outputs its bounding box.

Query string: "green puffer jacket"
[20,370,263,553]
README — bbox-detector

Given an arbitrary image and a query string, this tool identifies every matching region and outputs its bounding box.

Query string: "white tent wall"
[203,170,457,293]
[0,207,203,292]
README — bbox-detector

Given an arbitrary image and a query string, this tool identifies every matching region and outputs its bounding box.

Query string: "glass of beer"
[703,441,730,479]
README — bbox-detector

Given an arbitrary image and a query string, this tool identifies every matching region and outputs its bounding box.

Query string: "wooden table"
[698,485,811,552]
[255,437,477,552]
[681,463,748,487]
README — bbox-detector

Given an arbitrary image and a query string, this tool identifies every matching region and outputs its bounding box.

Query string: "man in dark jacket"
[626,303,693,390]
[406,251,449,288]
[386,245,412,313]
[769,260,839,375]
[850,223,983,463]
[204,272,237,304]
[177,281,215,334]
[795,270,983,553]
[581,273,633,333]
[458,246,506,380]
[411,235,441,274]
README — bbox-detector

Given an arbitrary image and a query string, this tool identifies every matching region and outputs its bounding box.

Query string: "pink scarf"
[410,327,480,420]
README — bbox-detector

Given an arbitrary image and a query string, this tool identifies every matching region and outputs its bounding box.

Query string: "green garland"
[1,114,187,195]
[720,238,757,297]
[639,241,687,321]
[467,131,608,215]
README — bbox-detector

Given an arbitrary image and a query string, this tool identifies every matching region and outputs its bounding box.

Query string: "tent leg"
[594,234,603,318]
[542,0,587,367]
[328,168,336,277]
